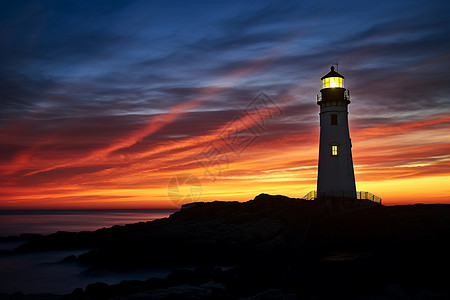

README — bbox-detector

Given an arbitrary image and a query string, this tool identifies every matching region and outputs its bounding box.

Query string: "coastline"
[0,209,177,237]
[1,194,449,299]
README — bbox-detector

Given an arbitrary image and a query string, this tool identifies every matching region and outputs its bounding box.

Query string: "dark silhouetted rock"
[110,284,213,300]
[85,282,111,300]
[239,289,297,300]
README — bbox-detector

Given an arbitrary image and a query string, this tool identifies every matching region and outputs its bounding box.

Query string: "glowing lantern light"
[322,76,344,89]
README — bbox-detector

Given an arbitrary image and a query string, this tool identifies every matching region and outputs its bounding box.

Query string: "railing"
[316,89,350,104]
[356,191,381,204]
[302,190,382,204]
[303,190,317,200]
[344,89,350,101]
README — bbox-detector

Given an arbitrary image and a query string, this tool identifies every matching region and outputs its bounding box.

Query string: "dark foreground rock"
[2,194,450,299]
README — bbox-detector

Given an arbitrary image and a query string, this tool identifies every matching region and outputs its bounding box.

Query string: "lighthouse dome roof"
[321,66,344,80]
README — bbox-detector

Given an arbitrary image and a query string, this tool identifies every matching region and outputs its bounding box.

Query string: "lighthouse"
[316,66,356,199]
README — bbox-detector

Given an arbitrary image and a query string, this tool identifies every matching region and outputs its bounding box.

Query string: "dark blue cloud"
[1,0,449,130]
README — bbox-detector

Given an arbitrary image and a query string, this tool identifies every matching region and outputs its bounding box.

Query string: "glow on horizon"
[1,114,449,209]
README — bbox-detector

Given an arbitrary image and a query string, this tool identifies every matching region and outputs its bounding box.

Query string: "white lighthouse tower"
[316,66,356,199]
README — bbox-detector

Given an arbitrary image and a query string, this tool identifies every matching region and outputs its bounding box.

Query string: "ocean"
[0,209,177,237]
[0,209,178,294]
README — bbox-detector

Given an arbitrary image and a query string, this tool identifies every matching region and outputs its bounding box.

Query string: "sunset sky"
[1,0,450,209]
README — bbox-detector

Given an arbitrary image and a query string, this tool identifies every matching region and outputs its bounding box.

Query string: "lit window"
[322,77,344,89]
[331,145,338,156]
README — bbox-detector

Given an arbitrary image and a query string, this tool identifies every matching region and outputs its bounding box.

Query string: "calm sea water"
[0,209,178,294]
[0,209,177,237]
[0,250,174,294]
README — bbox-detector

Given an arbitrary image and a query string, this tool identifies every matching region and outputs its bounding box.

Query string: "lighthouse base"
[317,190,356,199]
[302,190,382,205]
[315,196,381,215]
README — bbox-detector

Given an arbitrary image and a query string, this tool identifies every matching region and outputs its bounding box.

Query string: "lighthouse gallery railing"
[302,190,382,204]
